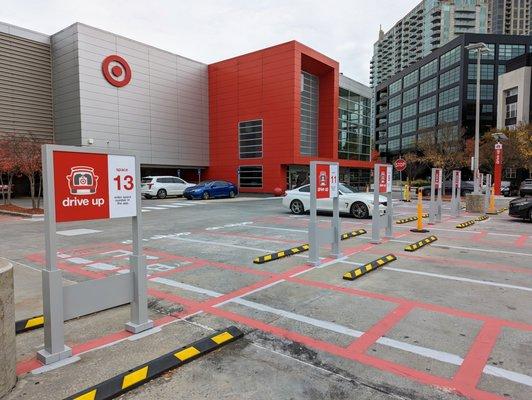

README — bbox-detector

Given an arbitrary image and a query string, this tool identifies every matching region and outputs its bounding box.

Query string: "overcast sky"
[1,0,419,85]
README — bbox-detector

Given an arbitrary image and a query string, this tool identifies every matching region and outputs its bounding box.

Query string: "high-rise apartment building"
[370,1,489,88]
[488,0,531,35]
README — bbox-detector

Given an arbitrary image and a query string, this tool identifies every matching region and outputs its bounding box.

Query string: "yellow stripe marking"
[377,259,385,266]
[355,269,362,276]
[277,251,285,257]
[386,255,395,261]
[25,316,44,329]
[303,245,309,250]
[264,255,272,261]
[73,389,97,400]
[366,264,372,271]
[344,272,353,279]
[174,346,200,361]
[122,366,148,389]
[292,247,300,253]
[211,331,233,344]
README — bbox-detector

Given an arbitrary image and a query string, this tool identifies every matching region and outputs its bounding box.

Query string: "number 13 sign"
[53,150,137,222]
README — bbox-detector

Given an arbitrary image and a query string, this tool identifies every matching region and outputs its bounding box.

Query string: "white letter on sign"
[107,155,137,218]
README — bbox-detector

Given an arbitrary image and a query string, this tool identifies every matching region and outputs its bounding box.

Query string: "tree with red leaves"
[12,134,44,209]
[0,134,20,205]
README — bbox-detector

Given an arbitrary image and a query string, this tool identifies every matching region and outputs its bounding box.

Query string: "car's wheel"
[290,200,305,215]
[229,190,235,198]
[351,202,369,219]
[202,191,210,200]
[156,189,167,199]
[144,194,152,199]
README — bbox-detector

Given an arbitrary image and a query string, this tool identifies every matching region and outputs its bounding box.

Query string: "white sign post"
[39,145,153,365]
[308,161,341,267]
[371,163,393,244]
[483,174,492,214]
[451,170,461,217]
[429,168,443,225]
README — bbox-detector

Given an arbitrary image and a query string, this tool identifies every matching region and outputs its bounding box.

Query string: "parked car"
[501,181,518,197]
[183,180,238,200]
[282,183,387,219]
[509,196,532,220]
[141,176,194,199]
[519,179,532,197]
[0,183,15,197]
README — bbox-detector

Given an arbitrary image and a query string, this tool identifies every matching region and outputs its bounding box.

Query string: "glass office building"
[374,33,532,159]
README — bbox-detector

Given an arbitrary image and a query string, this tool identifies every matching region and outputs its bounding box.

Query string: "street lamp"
[465,42,492,194]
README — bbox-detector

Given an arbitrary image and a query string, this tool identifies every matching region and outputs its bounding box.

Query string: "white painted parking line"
[171,202,196,206]
[390,239,532,257]
[157,204,182,208]
[169,236,276,253]
[57,228,102,236]
[151,276,532,388]
[382,267,532,292]
[142,206,167,210]
[394,224,523,238]
[88,262,118,271]
[66,257,93,265]
[141,209,151,212]
[248,225,307,233]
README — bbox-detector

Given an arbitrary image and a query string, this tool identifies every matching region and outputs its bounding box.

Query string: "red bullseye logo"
[102,55,131,87]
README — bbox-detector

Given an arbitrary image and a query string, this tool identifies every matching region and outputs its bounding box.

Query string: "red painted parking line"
[346,303,413,354]
[452,321,502,391]
[148,260,208,279]
[515,235,528,248]
[472,231,488,243]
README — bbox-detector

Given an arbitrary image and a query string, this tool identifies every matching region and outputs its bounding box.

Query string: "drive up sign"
[53,151,137,222]
[315,163,339,199]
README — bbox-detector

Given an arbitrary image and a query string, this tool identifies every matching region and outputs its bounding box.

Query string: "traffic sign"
[394,158,407,172]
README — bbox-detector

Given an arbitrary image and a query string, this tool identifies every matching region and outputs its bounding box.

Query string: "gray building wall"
[51,23,209,167]
[0,22,53,142]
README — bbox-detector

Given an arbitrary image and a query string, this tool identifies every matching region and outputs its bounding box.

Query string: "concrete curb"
[456,220,475,229]
[64,326,244,400]
[343,254,397,281]
[0,209,44,218]
[404,236,438,252]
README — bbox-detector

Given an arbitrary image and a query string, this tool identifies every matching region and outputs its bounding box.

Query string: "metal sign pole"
[484,174,492,214]
[308,162,319,266]
[429,168,436,225]
[330,164,341,258]
[37,146,72,364]
[437,169,443,223]
[125,156,153,333]
[371,163,381,244]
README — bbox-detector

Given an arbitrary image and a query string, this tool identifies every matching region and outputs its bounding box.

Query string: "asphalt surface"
[1,194,531,400]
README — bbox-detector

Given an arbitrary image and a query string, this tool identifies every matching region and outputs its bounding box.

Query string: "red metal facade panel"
[208,40,371,193]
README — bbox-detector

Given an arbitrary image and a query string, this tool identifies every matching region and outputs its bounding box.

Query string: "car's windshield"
[338,183,358,194]
[197,180,213,186]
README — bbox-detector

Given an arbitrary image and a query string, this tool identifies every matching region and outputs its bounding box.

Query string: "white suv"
[141,176,194,199]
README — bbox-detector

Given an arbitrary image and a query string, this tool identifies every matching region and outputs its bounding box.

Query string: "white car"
[141,176,194,199]
[282,183,387,218]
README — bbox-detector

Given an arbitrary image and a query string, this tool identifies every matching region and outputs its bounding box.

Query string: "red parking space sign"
[316,164,330,199]
[53,151,137,223]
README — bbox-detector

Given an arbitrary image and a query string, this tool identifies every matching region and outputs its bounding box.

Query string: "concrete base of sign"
[465,194,484,213]
[410,228,430,233]
[0,260,16,398]
[37,345,72,365]
[125,319,154,334]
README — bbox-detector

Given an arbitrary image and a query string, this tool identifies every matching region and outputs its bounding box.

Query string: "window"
[505,87,518,97]
[504,168,516,179]
[389,109,401,124]
[420,58,438,80]
[419,77,437,97]
[438,86,459,107]
[389,79,402,95]
[298,185,310,193]
[402,119,416,135]
[438,106,459,124]
[300,71,319,156]
[403,70,419,88]
[498,44,525,60]
[173,178,185,184]
[388,138,400,151]
[468,44,494,60]
[402,103,417,119]
[403,87,417,104]
[239,120,263,158]
[482,104,493,113]
[498,65,506,75]
[418,113,436,129]
[440,46,461,69]
[419,95,436,113]
[506,102,517,119]
[468,64,494,80]
[439,66,460,88]
[402,135,416,150]
[467,84,493,100]
[389,95,401,110]
[388,124,400,138]
[239,166,263,188]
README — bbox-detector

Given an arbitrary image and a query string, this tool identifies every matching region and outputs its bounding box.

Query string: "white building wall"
[497,66,531,129]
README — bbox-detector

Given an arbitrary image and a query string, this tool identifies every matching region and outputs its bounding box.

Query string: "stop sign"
[394,158,407,172]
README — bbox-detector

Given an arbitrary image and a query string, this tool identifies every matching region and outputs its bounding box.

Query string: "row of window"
[382,126,461,153]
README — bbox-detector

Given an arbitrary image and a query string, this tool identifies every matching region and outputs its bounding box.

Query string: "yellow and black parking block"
[64,326,243,400]
[404,235,437,252]
[253,244,310,264]
[395,213,429,224]
[456,220,475,229]
[475,215,489,221]
[497,207,508,214]
[343,254,397,281]
[340,229,367,240]
[15,315,44,334]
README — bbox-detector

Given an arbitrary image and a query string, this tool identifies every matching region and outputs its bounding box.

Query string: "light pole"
[465,42,491,194]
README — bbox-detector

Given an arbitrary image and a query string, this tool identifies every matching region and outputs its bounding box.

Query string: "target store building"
[0,21,373,193]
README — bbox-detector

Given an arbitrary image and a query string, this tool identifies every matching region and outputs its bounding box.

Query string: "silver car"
[141,176,194,199]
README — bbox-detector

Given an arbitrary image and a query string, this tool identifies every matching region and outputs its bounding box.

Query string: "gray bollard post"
[0,260,16,397]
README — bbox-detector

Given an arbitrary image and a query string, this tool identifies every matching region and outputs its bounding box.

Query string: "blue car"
[183,180,238,200]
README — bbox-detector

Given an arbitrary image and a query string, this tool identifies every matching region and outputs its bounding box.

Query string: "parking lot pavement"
[3,196,531,399]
